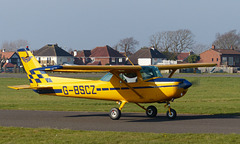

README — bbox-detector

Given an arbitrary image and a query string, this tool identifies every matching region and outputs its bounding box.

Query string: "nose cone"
[179,80,192,89]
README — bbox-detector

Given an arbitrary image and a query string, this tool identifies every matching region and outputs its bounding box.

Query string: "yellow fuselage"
[35,76,188,103]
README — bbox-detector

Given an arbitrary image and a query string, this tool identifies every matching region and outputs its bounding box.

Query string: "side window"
[119,72,137,83]
[100,73,113,81]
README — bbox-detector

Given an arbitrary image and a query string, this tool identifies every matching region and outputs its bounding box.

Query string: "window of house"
[38,57,41,63]
[112,58,115,63]
[212,58,214,62]
[47,57,51,64]
[222,57,227,65]
[236,57,240,64]
[228,57,233,66]
[119,58,122,63]
[217,58,218,61]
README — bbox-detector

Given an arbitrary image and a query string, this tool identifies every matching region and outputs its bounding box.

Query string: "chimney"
[230,45,234,50]
[73,50,77,57]
[212,45,215,49]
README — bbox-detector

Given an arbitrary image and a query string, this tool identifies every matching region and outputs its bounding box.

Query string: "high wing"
[32,65,142,73]
[155,63,216,70]
[31,63,216,73]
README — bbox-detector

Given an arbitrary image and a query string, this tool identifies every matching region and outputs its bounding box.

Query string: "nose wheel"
[165,102,177,119]
[166,108,177,119]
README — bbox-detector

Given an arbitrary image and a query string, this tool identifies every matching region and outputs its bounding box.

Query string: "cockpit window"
[140,66,163,80]
[120,72,137,83]
[100,72,113,81]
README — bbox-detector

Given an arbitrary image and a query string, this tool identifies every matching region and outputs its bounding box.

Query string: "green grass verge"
[0,77,240,115]
[0,127,239,144]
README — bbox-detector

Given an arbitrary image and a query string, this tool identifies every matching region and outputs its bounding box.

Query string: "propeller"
[190,78,200,87]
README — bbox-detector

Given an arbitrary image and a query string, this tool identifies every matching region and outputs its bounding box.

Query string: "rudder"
[18,47,51,87]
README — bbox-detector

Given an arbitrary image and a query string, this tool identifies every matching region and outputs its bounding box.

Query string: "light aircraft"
[9,47,216,120]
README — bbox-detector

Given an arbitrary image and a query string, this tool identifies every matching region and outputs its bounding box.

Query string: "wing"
[155,63,216,78]
[31,63,216,73]
[155,63,216,70]
[32,65,142,73]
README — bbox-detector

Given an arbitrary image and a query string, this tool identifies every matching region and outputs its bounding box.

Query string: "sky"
[0,0,239,51]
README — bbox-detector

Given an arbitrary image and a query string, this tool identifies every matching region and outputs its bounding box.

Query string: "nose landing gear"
[165,102,177,119]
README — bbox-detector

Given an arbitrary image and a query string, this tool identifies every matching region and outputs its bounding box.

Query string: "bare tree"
[212,30,240,50]
[149,29,195,59]
[1,39,29,51]
[149,32,161,50]
[118,37,139,55]
[192,43,209,54]
[170,29,195,53]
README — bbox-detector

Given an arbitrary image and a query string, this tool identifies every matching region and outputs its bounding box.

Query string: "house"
[199,45,240,67]
[89,45,125,65]
[0,50,21,67]
[34,44,74,66]
[71,50,91,65]
[127,47,167,65]
[177,52,194,63]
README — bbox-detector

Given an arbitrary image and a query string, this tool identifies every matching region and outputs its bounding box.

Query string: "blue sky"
[0,0,239,51]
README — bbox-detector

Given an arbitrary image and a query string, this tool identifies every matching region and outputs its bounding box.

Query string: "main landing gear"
[109,101,127,120]
[109,101,177,120]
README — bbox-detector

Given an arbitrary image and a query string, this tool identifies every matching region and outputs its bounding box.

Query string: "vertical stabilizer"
[18,47,51,87]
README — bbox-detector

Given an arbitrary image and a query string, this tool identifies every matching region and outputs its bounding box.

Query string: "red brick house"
[89,45,125,65]
[0,50,21,67]
[199,45,240,67]
[72,50,91,65]
[177,52,194,63]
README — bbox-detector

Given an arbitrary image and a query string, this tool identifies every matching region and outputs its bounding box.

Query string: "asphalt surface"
[0,110,239,133]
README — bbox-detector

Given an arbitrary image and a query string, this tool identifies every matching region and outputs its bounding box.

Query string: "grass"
[0,127,239,144]
[1,76,240,143]
[0,77,239,115]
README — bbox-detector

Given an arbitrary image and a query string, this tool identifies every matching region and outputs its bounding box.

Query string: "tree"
[192,43,209,54]
[1,39,29,51]
[149,29,195,60]
[188,54,200,63]
[118,37,139,55]
[212,30,240,50]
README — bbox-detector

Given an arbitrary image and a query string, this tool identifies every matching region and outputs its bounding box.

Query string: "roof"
[0,51,15,59]
[87,61,101,65]
[128,48,166,64]
[34,44,73,57]
[76,50,91,57]
[177,52,191,61]
[3,62,15,68]
[90,45,124,58]
[212,49,240,55]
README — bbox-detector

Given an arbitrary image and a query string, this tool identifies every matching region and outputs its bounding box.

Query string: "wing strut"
[168,69,177,78]
[111,72,143,99]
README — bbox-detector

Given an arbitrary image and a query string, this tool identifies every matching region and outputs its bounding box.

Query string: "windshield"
[100,72,113,81]
[140,66,163,80]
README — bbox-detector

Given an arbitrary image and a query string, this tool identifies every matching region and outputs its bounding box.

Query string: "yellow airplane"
[9,47,216,120]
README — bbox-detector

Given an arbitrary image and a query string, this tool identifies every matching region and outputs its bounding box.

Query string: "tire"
[109,108,121,120]
[166,108,177,119]
[146,106,158,117]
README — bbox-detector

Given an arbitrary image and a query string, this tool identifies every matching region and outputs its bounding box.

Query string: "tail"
[18,47,52,87]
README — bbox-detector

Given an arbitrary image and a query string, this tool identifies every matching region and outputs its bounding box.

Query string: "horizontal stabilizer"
[8,85,32,90]
[8,85,53,90]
